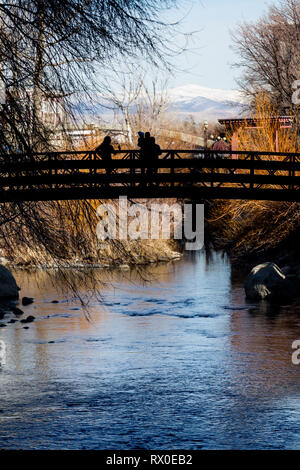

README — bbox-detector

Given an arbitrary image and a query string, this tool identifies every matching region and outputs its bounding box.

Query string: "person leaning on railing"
[149,136,161,178]
[212,137,230,159]
[137,131,145,175]
[95,136,116,175]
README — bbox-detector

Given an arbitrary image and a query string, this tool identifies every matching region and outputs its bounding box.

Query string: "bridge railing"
[0,148,299,160]
[0,148,299,201]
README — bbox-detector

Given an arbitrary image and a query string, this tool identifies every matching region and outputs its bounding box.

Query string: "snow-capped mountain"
[166,84,245,120]
[73,84,245,123]
[167,84,243,104]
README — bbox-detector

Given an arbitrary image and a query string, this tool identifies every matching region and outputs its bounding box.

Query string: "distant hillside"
[166,84,245,121]
[73,83,246,123]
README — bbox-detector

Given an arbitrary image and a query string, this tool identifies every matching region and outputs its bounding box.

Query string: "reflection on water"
[0,251,300,449]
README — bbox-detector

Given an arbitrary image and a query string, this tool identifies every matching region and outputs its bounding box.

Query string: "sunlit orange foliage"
[209,93,300,259]
[230,92,299,154]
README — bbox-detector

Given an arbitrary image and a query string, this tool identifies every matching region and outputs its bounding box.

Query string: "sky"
[165,0,275,90]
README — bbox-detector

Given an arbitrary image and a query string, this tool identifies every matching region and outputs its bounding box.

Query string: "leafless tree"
[101,66,169,146]
[0,0,184,151]
[232,0,300,114]
[0,1,187,278]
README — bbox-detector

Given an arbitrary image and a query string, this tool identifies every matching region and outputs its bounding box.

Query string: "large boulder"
[244,262,296,301]
[0,265,20,298]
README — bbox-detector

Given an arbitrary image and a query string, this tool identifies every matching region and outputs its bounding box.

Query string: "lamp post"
[203,120,208,150]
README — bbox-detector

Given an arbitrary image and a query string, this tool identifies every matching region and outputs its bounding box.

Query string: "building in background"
[218,116,294,153]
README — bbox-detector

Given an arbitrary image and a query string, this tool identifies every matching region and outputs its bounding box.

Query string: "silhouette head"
[145,132,151,139]
[103,136,111,144]
[138,131,144,138]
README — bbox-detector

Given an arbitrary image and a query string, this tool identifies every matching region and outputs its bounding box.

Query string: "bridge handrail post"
[48,153,53,189]
[53,152,58,178]
[250,154,254,189]
[130,151,135,187]
[289,154,295,190]
[170,150,175,188]
[210,151,214,187]
[94,150,97,176]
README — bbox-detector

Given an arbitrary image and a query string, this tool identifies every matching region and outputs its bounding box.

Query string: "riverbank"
[0,239,183,270]
[0,198,184,270]
[206,199,300,271]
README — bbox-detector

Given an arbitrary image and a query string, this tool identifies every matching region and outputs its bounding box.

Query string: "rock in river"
[20,315,35,324]
[22,297,34,306]
[11,306,23,316]
[244,262,297,301]
[0,265,20,299]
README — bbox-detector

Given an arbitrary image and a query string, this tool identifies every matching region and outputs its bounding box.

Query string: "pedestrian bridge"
[0,148,300,202]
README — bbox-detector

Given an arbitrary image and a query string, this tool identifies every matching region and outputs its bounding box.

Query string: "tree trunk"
[32,0,45,146]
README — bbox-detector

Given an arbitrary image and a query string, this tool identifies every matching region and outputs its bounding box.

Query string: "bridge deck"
[0,149,300,202]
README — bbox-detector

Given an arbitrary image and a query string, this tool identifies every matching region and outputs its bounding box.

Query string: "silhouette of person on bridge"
[143,132,152,176]
[137,131,161,184]
[137,131,145,175]
[137,131,145,149]
[212,136,230,158]
[95,136,116,175]
[149,136,161,178]
[138,131,152,176]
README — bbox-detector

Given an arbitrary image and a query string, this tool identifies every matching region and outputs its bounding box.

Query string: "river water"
[0,250,300,450]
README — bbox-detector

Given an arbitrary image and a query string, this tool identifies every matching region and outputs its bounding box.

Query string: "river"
[0,250,300,450]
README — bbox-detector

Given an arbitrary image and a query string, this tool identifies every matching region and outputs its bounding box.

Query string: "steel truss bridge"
[0,149,300,202]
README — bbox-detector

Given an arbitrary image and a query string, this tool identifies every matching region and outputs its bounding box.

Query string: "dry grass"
[209,93,300,261]
[230,93,299,154]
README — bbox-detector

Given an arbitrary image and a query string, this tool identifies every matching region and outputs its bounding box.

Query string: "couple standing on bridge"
[137,131,162,176]
[95,131,162,176]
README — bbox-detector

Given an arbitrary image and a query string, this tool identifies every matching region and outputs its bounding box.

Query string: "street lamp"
[203,120,209,150]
